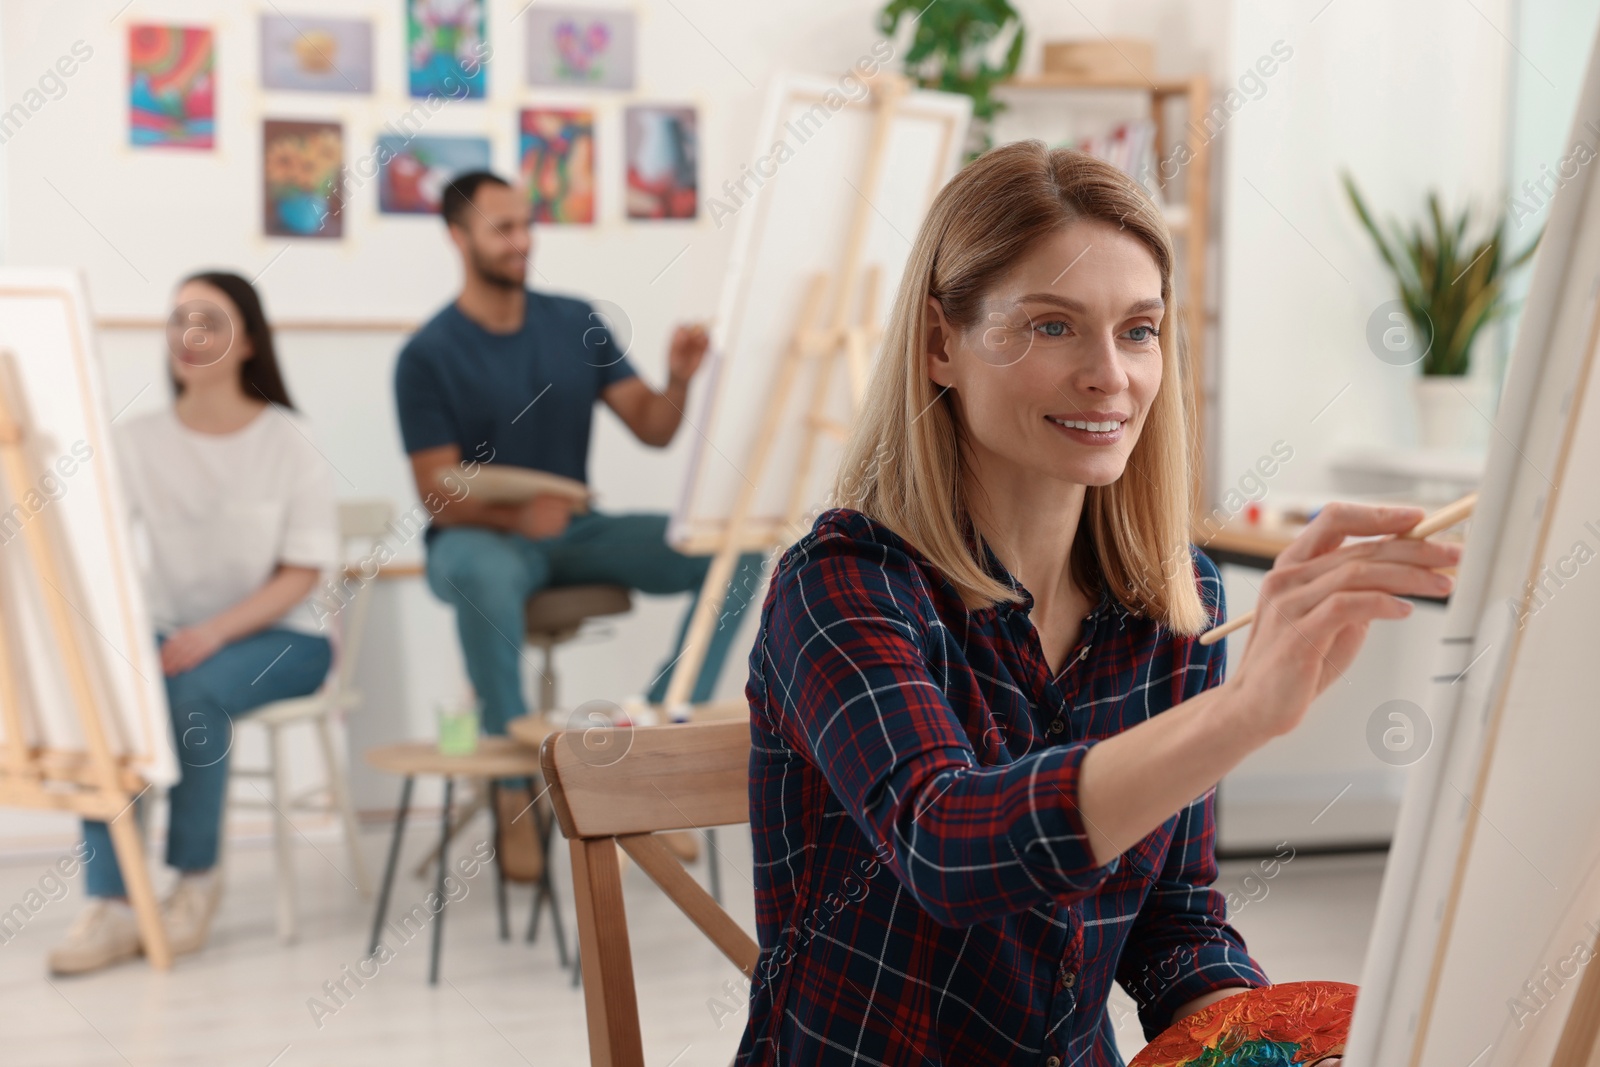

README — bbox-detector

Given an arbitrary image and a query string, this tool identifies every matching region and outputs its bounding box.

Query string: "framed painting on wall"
[378,135,492,214]
[262,120,345,238]
[625,105,697,220]
[407,0,487,100]
[525,7,635,90]
[260,15,373,93]
[128,24,214,148]
[517,108,595,224]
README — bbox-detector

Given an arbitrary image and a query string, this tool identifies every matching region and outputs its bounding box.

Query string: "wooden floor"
[0,818,1384,1065]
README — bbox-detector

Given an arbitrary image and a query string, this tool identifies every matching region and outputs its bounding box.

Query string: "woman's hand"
[160,622,225,676]
[1222,502,1464,739]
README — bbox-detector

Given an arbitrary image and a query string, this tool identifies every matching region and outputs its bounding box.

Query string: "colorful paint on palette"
[129,25,214,148]
[1128,981,1356,1067]
[518,109,595,225]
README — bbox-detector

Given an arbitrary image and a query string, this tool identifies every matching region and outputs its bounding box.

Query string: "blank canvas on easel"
[1345,18,1600,1067]
[667,74,970,554]
[0,269,175,788]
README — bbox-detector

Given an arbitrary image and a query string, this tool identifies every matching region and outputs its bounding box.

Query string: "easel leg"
[106,813,170,969]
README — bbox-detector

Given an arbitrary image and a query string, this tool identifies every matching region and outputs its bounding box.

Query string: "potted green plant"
[1343,172,1541,450]
[877,0,1026,158]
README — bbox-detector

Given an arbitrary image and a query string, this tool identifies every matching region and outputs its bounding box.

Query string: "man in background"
[394,171,763,876]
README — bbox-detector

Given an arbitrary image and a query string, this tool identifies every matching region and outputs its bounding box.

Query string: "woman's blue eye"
[1124,325,1158,343]
[1036,320,1068,337]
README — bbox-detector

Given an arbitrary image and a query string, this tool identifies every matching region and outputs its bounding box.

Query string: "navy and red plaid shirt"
[735,508,1268,1066]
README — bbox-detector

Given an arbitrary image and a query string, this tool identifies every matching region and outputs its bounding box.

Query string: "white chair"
[230,500,390,942]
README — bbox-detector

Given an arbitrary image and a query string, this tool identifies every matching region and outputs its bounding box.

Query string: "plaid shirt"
[736,508,1268,1067]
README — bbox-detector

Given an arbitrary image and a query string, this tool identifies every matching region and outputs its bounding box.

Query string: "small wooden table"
[364,736,569,984]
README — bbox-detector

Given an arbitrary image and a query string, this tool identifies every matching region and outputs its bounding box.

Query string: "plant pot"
[1413,375,1492,450]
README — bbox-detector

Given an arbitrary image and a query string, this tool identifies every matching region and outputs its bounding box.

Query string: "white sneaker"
[161,871,222,957]
[47,900,141,976]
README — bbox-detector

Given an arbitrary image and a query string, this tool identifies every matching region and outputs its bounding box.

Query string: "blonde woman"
[734,144,1454,1065]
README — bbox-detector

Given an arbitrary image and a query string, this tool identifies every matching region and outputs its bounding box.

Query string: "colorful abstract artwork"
[517,109,595,225]
[407,0,487,100]
[262,120,344,238]
[260,15,373,93]
[525,8,635,90]
[128,25,214,148]
[625,105,698,220]
[378,135,492,215]
[1129,982,1357,1067]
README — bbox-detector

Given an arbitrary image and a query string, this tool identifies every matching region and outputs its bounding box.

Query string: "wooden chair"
[540,719,757,1067]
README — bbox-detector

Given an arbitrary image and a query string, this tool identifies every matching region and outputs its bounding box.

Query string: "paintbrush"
[1197,491,1478,647]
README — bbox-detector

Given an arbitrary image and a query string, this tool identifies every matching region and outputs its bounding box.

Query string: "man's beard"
[470,246,526,290]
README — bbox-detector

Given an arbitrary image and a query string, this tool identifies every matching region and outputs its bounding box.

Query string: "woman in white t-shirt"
[50,271,340,976]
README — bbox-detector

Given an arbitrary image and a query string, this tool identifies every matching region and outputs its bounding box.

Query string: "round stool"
[524,585,633,714]
[364,737,568,984]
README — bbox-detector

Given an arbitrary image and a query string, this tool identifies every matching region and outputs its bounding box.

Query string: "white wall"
[1212,0,1524,847]
[0,0,1554,851]
[0,0,1251,842]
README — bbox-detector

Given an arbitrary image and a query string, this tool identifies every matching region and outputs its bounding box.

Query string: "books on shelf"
[1066,119,1165,208]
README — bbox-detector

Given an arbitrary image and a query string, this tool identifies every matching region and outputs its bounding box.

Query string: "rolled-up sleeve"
[760,532,1121,928]
[1114,549,1270,1037]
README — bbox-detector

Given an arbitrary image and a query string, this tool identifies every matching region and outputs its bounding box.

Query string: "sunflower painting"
[262,120,345,238]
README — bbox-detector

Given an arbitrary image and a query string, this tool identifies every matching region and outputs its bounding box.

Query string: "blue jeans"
[425,510,765,734]
[81,628,332,899]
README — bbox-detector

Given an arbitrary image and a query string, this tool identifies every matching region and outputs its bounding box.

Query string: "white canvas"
[0,269,176,789]
[668,74,970,552]
[1346,20,1600,1066]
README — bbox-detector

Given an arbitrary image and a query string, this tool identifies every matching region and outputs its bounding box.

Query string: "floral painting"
[407,0,487,99]
[525,8,635,90]
[262,120,344,238]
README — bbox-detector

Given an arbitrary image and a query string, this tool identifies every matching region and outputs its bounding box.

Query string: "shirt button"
[1059,966,1075,989]
[1046,1058,1061,1067]
[1047,719,1064,735]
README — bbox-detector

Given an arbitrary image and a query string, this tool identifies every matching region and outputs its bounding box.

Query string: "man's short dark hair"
[440,171,512,228]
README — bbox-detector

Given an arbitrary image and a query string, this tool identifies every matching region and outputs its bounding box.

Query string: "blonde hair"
[830,140,1208,634]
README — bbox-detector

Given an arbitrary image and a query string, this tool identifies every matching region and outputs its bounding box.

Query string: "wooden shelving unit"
[996,71,1217,507]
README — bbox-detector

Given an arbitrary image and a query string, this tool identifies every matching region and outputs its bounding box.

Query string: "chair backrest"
[541,718,756,1067]
[328,499,394,694]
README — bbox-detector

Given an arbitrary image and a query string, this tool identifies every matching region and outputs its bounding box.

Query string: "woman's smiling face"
[926,218,1166,489]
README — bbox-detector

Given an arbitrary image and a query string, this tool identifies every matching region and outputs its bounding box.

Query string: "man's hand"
[161,622,225,676]
[514,493,574,540]
[666,323,710,385]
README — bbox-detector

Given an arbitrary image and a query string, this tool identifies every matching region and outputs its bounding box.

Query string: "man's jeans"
[425,511,765,733]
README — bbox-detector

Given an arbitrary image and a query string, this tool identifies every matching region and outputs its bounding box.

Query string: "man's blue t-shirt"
[394,290,639,487]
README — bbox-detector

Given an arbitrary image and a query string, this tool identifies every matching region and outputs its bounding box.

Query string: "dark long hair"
[170,271,296,409]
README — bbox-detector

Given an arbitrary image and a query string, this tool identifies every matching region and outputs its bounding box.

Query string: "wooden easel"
[660,73,909,717]
[0,350,171,967]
